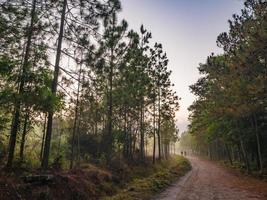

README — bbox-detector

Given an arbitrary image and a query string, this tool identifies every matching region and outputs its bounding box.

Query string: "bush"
[106,155,191,200]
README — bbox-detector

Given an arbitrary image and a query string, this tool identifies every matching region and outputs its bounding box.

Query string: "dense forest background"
[0,0,180,170]
[2,0,267,199]
[1,0,267,176]
[179,0,267,175]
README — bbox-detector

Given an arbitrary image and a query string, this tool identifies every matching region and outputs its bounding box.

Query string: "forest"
[180,0,267,175]
[0,0,188,199]
[0,0,180,168]
[1,0,267,199]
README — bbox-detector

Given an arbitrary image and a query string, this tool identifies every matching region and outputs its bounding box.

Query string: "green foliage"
[106,156,191,200]
[0,0,179,172]
[188,0,267,173]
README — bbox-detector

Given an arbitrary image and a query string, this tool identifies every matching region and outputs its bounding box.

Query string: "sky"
[119,0,244,132]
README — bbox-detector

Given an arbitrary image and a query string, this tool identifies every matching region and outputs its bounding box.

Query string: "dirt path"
[154,157,267,200]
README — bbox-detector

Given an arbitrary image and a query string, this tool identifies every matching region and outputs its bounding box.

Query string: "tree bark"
[19,112,29,161]
[240,137,251,173]
[152,99,156,164]
[157,87,161,160]
[70,62,82,169]
[253,114,263,174]
[104,16,116,161]
[225,143,233,165]
[140,103,145,160]
[6,0,37,168]
[123,108,127,158]
[41,0,67,169]
[40,114,47,161]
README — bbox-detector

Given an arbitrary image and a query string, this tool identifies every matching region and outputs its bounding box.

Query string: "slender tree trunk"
[240,137,251,173]
[123,108,127,158]
[231,146,235,162]
[57,128,63,157]
[225,143,233,165]
[105,21,115,161]
[157,88,161,160]
[40,114,47,161]
[252,114,263,174]
[41,0,67,169]
[129,122,133,160]
[235,119,250,173]
[153,99,156,164]
[77,72,85,165]
[169,144,171,156]
[6,0,37,168]
[133,131,137,158]
[19,112,29,162]
[145,136,148,157]
[70,62,82,169]
[106,55,114,160]
[77,109,81,166]
[140,103,145,160]
[237,144,242,162]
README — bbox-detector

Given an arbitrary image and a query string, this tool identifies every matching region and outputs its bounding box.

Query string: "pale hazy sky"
[119,0,244,132]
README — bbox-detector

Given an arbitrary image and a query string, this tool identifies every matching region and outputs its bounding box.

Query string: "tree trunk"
[123,108,127,158]
[41,0,67,169]
[140,103,145,160]
[152,100,156,164]
[133,130,137,158]
[77,108,82,166]
[253,114,263,174]
[6,0,37,168]
[105,18,115,161]
[19,112,29,161]
[40,114,47,161]
[240,137,251,173]
[57,128,63,157]
[70,62,82,169]
[129,122,133,160]
[157,87,161,160]
[225,143,233,165]
[237,144,242,162]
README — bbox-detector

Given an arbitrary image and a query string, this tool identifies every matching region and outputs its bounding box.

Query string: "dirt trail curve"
[153,157,267,200]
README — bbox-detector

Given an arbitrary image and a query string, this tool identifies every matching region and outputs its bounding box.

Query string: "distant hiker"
[181,151,183,156]
[184,151,187,156]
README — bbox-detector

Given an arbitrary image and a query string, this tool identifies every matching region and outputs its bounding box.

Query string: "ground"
[154,157,267,200]
[0,156,190,200]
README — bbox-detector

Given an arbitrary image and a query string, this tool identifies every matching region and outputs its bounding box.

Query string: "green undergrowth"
[0,156,191,200]
[105,155,191,200]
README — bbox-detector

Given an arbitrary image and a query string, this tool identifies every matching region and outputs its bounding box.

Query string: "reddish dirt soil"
[155,157,267,200]
[0,164,115,200]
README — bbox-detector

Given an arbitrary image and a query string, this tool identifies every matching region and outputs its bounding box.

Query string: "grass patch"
[105,155,191,200]
[0,156,191,199]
